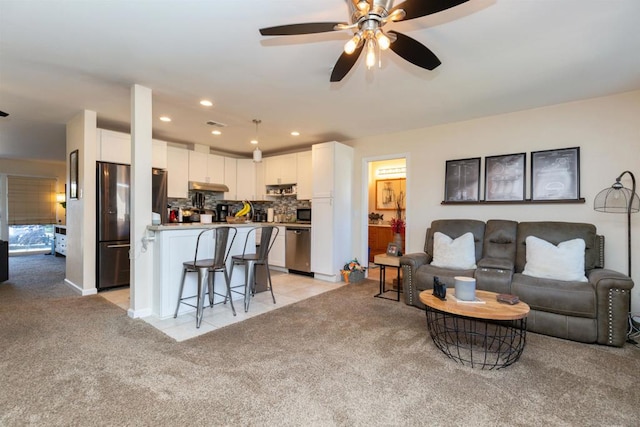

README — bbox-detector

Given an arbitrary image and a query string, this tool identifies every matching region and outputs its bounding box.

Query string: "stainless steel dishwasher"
[285,227,312,275]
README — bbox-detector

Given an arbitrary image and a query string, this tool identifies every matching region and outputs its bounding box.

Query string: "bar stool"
[174,226,237,328]
[227,226,279,312]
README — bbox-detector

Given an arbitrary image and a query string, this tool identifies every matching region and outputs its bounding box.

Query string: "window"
[7,176,57,254]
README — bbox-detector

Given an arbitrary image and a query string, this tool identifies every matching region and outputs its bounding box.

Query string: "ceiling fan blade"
[259,22,347,36]
[390,0,469,21]
[387,31,441,70]
[330,44,365,82]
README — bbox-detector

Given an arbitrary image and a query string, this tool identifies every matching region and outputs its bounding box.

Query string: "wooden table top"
[419,289,530,321]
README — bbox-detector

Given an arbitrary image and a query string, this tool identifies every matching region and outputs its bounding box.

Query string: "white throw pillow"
[431,232,477,270]
[522,236,588,282]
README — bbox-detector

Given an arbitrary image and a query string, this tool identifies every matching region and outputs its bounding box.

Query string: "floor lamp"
[594,171,639,342]
[593,171,639,277]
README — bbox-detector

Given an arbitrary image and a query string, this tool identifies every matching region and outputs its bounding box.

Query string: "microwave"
[296,208,311,223]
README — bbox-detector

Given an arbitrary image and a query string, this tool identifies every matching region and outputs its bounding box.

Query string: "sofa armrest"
[399,252,428,306]
[588,268,634,347]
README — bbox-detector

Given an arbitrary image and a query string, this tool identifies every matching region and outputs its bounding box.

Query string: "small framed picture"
[484,153,526,201]
[69,149,79,200]
[386,243,399,257]
[531,147,580,201]
[444,157,481,202]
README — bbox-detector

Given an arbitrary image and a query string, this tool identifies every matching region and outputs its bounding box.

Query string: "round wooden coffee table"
[420,289,530,369]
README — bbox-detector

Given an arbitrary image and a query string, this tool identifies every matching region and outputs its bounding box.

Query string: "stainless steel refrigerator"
[96,162,167,290]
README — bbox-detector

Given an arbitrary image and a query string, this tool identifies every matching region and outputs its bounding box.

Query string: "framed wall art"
[484,153,526,201]
[375,178,406,210]
[69,149,79,200]
[531,147,580,201]
[444,157,480,202]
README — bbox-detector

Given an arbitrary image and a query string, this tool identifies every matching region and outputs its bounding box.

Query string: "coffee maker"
[216,204,229,222]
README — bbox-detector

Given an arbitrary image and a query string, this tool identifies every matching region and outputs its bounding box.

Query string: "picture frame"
[375,178,406,210]
[69,149,79,200]
[386,242,399,257]
[444,157,481,202]
[531,147,580,201]
[484,153,526,201]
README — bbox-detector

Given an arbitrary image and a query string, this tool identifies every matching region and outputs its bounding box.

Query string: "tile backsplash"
[168,191,310,219]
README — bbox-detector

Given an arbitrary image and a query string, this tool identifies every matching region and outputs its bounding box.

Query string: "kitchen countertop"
[148,222,311,231]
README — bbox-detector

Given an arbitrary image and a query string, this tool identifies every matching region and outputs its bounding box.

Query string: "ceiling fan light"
[344,33,362,54]
[375,30,390,50]
[365,39,376,68]
[356,0,369,12]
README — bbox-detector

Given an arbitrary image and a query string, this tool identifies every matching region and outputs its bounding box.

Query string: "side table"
[373,253,402,301]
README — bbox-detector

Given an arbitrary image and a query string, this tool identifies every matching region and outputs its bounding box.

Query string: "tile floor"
[100,270,347,342]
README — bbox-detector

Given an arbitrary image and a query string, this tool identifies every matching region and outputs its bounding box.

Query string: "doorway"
[363,156,407,286]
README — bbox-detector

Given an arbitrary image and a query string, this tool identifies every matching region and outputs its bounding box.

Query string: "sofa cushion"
[522,236,587,282]
[512,273,596,318]
[431,232,477,270]
[425,220,485,262]
[515,222,597,273]
[414,265,475,292]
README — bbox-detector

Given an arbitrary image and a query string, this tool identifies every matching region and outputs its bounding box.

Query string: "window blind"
[7,176,57,225]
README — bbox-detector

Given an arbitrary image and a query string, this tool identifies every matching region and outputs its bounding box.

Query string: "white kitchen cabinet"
[167,146,189,198]
[255,161,266,200]
[97,129,168,169]
[224,157,237,200]
[188,151,207,182]
[296,151,312,200]
[97,129,131,165]
[189,151,225,183]
[236,158,256,201]
[208,154,225,183]
[311,141,353,282]
[264,153,297,185]
[152,139,167,169]
[269,226,287,268]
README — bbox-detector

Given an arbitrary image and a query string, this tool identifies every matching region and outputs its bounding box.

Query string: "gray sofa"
[400,219,634,347]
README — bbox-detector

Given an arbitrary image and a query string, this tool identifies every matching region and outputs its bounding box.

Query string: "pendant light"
[252,119,262,163]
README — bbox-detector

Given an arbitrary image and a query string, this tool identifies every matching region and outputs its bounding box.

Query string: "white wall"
[65,111,97,295]
[349,90,640,312]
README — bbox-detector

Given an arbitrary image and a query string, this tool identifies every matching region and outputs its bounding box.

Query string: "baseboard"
[128,307,152,319]
[64,278,97,296]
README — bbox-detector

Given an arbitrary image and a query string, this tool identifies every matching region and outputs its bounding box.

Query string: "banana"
[235,201,250,217]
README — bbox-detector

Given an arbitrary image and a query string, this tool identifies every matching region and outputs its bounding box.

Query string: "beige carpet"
[1,255,638,426]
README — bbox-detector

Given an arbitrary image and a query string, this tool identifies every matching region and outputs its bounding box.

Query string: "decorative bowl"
[226,216,248,224]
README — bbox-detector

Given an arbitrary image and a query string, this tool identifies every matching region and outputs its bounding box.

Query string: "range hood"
[188,181,229,192]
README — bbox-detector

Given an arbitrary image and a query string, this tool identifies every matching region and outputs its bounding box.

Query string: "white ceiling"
[1,0,639,162]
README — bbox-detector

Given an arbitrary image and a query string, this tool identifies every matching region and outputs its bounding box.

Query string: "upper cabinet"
[152,139,167,169]
[296,151,312,200]
[236,158,257,201]
[166,146,189,198]
[254,161,266,200]
[97,129,167,169]
[98,129,130,164]
[188,151,224,183]
[264,153,297,185]
[224,157,237,200]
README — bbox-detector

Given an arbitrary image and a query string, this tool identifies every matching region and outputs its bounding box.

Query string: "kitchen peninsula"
[147,223,258,319]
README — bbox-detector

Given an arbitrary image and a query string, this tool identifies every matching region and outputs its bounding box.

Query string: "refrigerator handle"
[106,244,131,249]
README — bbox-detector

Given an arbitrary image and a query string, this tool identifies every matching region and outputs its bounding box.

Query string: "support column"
[129,84,153,318]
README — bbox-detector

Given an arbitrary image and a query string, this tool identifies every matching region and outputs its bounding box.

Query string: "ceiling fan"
[259,0,469,82]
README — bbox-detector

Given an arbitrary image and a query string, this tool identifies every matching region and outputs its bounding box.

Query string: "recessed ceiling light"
[211,130,221,135]
[200,100,213,107]
[250,139,258,145]
[291,131,300,136]
[159,116,171,122]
